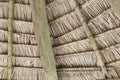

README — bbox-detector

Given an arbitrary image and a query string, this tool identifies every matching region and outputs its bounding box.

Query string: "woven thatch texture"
[0,1,45,80]
[47,0,120,80]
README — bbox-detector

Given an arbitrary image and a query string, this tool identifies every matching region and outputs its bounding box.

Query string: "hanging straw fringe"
[46,0,77,21]
[53,9,120,46]
[81,0,110,19]
[13,44,39,57]
[53,27,87,46]
[0,67,45,80]
[0,55,42,67]
[0,67,7,79]
[0,42,39,57]
[0,1,45,80]
[89,9,120,35]
[0,19,34,34]
[57,67,118,80]
[49,11,82,38]
[0,29,37,44]
[55,44,120,67]
[53,39,92,55]
[12,68,45,80]
[56,52,97,67]
[0,2,32,21]
[49,0,111,38]
[95,28,120,48]
[53,27,120,61]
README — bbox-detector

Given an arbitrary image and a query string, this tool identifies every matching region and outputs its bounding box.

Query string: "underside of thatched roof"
[0,0,120,80]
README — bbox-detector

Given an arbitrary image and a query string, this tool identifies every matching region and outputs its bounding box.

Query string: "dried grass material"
[53,27,87,46]
[0,55,42,67]
[102,44,120,63]
[0,43,7,54]
[13,57,42,67]
[107,61,120,68]
[0,30,8,42]
[0,67,45,80]
[95,28,120,49]
[0,2,32,21]
[54,8,120,46]
[46,0,77,21]
[53,26,120,55]
[1,0,30,4]
[57,68,118,80]
[0,67,7,79]
[49,11,82,38]
[0,19,34,34]
[0,2,8,18]
[81,0,110,19]
[55,45,120,67]
[13,33,37,45]
[12,68,45,80]
[53,39,92,55]
[0,42,39,56]
[14,20,34,34]
[55,42,120,67]
[89,9,120,35]
[14,4,31,21]
[54,43,120,67]
[53,8,120,46]
[56,52,97,67]
[107,61,120,77]
[13,44,39,57]
[0,55,7,66]
[0,29,36,44]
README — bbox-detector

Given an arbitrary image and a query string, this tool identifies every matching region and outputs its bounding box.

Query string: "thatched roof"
[0,0,120,80]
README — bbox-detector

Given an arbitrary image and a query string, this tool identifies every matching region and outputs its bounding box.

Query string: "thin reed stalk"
[7,0,14,80]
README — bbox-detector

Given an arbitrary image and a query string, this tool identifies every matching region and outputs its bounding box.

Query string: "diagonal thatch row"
[49,0,120,79]
[48,0,110,38]
[55,43,120,67]
[0,0,120,80]
[57,67,118,80]
[49,11,82,37]
[53,9,120,46]
[53,26,120,55]
[46,0,77,22]
[81,0,110,20]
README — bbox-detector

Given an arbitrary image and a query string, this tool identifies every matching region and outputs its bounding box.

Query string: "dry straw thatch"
[47,0,120,80]
[0,0,45,80]
[0,0,120,80]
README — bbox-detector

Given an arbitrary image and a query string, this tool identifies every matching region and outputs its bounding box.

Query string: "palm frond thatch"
[0,0,120,80]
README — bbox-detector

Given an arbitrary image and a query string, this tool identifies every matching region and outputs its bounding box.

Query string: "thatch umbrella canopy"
[0,0,120,80]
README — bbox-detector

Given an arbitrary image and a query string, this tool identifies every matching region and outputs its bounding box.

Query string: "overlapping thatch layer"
[0,1,45,80]
[0,0,120,80]
[47,0,120,80]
